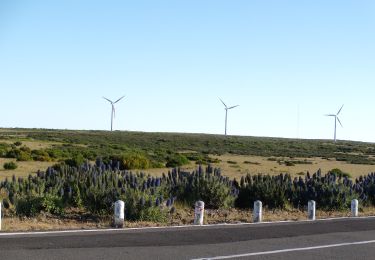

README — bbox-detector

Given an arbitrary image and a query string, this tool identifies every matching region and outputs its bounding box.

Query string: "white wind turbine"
[220,98,239,136]
[326,104,344,142]
[103,96,125,131]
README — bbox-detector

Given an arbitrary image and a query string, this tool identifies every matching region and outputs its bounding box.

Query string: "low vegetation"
[1,128,375,227]
[3,161,17,170]
[1,158,375,221]
[1,128,375,171]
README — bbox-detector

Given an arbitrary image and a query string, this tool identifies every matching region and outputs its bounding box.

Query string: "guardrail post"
[308,200,316,220]
[253,200,262,223]
[194,201,205,225]
[114,200,125,228]
[351,199,358,217]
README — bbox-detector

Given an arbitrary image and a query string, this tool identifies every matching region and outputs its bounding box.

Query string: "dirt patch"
[2,207,375,232]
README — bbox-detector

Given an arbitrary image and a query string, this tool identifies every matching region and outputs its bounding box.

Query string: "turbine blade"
[337,104,344,115]
[112,106,115,118]
[103,97,113,103]
[114,95,125,104]
[228,105,239,109]
[219,98,227,108]
[337,117,343,127]
[325,114,335,117]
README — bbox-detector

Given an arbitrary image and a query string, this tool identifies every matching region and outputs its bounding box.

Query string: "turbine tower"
[326,104,344,142]
[220,98,239,136]
[103,96,125,131]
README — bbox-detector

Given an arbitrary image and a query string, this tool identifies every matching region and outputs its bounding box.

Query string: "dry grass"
[136,154,375,180]
[0,139,58,150]
[1,153,374,182]
[2,206,375,232]
[0,158,54,180]
[208,154,375,179]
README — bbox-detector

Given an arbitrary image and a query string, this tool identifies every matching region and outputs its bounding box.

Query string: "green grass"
[1,128,375,169]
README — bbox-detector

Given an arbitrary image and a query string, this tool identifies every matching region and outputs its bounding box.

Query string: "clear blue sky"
[1,1,374,142]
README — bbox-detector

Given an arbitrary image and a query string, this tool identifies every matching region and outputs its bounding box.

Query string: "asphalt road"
[1,217,375,259]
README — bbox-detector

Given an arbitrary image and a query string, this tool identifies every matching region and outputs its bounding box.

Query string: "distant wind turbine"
[103,96,125,131]
[326,104,344,142]
[220,98,239,136]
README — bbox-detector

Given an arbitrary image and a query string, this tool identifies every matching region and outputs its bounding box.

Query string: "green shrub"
[243,161,260,165]
[330,168,352,178]
[227,160,237,164]
[165,154,189,167]
[2,198,10,209]
[15,195,64,217]
[174,173,236,209]
[32,150,52,161]
[15,196,43,217]
[64,154,85,167]
[137,206,168,222]
[110,152,151,170]
[41,195,65,215]
[3,161,17,170]
[285,161,295,166]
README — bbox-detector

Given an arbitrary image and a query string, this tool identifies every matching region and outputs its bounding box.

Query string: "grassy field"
[1,128,375,180]
[138,154,375,179]
[0,158,54,179]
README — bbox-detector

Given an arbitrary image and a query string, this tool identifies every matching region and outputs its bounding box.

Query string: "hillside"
[1,128,375,179]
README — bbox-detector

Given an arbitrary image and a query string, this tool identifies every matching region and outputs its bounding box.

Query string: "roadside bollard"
[351,199,358,217]
[114,200,125,228]
[253,200,262,223]
[308,200,316,220]
[194,201,205,225]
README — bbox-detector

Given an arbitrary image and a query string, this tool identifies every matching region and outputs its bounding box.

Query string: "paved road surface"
[1,217,375,259]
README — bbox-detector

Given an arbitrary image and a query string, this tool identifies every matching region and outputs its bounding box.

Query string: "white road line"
[0,215,375,236]
[191,240,375,260]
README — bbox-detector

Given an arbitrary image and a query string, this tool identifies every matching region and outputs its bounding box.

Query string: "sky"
[0,1,374,142]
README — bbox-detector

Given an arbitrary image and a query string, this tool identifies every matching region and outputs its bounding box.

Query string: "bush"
[3,161,17,170]
[7,147,32,161]
[227,160,237,164]
[15,196,43,217]
[109,152,151,170]
[41,195,65,215]
[15,195,64,217]
[138,206,168,222]
[285,161,295,166]
[32,150,52,161]
[330,168,352,178]
[173,170,236,209]
[64,154,85,167]
[236,174,288,209]
[165,154,189,167]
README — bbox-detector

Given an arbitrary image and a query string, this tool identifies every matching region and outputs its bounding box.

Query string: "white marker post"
[253,200,262,223]
[194,201,205,225]
[308,200,316,220]
[114,200,125,228]
[351,199,358,217]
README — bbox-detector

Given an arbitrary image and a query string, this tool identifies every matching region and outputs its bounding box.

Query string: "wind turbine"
[103,96,125,131]
[326,104,344,142]
[219,98,239,136]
